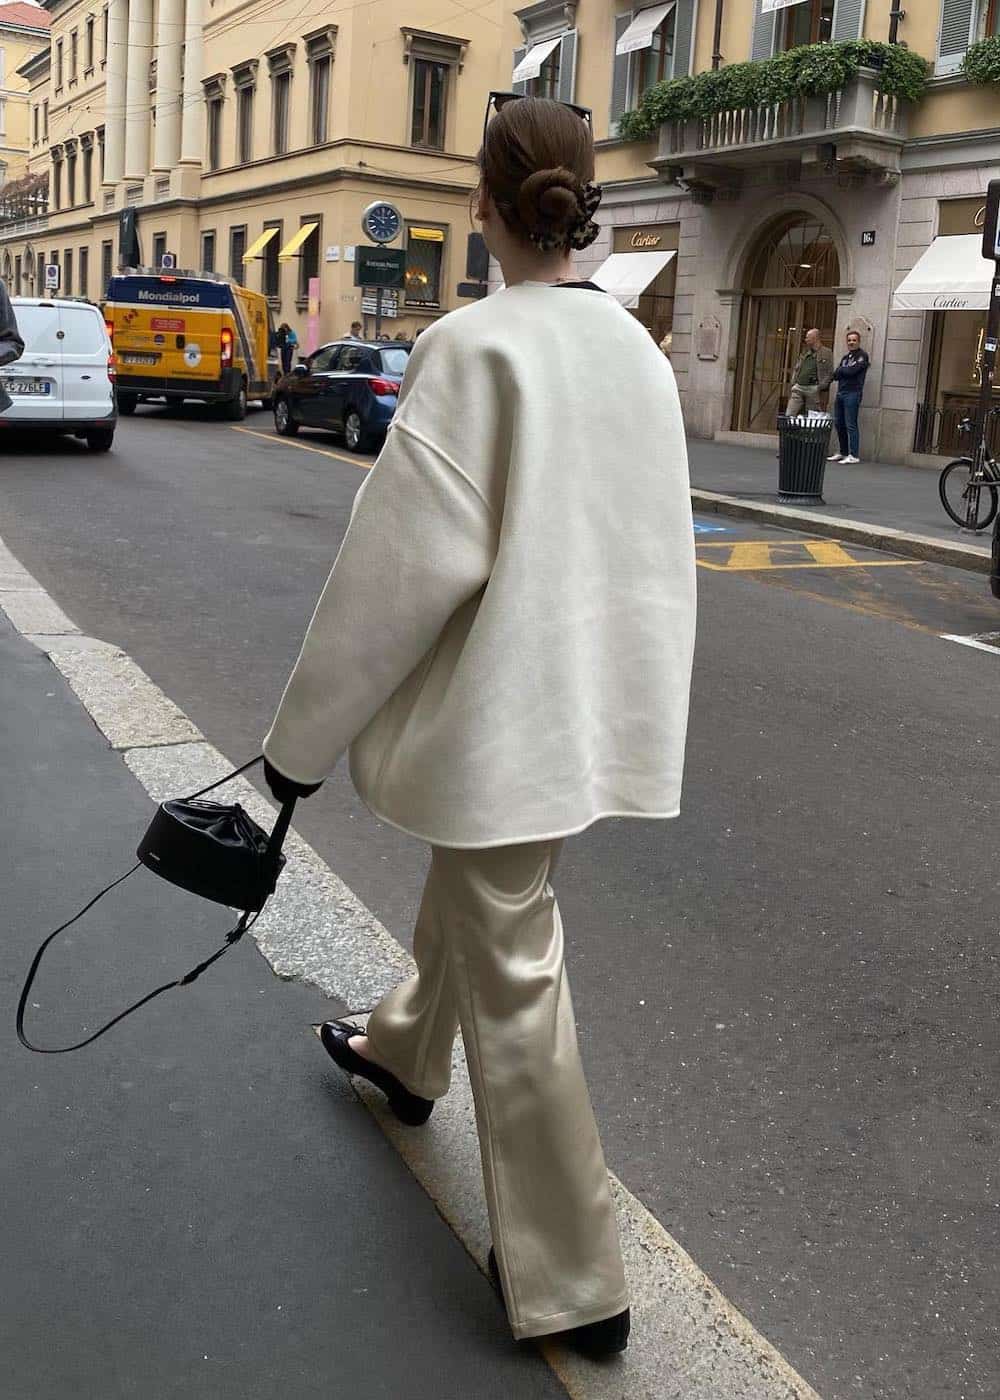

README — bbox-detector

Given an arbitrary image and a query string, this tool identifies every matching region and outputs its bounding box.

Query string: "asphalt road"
[1,406,998,1400]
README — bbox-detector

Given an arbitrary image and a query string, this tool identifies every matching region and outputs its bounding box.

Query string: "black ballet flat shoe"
[487,1248,630,1358]
[313,1020,434,1127]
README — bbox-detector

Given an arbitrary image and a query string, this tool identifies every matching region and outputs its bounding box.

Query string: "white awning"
[591,249,676,308]
[892,235,993,312]
[616,2,675,55]
[512,34,562,83]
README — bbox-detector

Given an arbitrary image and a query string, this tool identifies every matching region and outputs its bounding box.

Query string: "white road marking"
[941,631,1000,655]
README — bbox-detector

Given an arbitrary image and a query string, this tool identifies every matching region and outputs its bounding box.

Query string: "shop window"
[405,224,444,307]
[229,225,247,282]
[916,310,1000,456]
[296,216,320,301]
[201,230,216,273]
[262,221,282,299]
[779,0,834,49]
[79,246,88,298]
[411,59,448,148]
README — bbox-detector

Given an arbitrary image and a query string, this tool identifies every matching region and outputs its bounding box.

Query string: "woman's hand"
[264,758,323,803]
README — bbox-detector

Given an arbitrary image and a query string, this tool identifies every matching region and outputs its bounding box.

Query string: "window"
[262,221,281,298]
[79,246,89,298]
[86,16,95,70]
[780,0,834,50]
[533,45,560,99]
[153,232,167,268]
[636,8,677,96]
[0,98,5,137]
[43,100,48,139]
[101,240,113,295]
[70,28,78,81]
[310,53,330,144]
[295,216,320,300]
[102,5,109,65]
[97,126,105,181]
[309,344,340,374]
[14,255,21,294]
[51,157,61,210]
[64,249,73,296]
[55,38,63,90]
[32,104,39,146]
[66,149,77,205]
[236,84,253,163]
[272,71,290,154]
[979,0,1000,36]
[201,230,216,272]
[405,224,444,306]
[410,58,448,148]
[207,96,223,169]
[229,225,247,281]
[82,143,93,203]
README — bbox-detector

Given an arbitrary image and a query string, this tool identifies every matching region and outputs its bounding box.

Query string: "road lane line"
[0,531,825,1400]
[941,632,1000,655]
[231,425,372,470]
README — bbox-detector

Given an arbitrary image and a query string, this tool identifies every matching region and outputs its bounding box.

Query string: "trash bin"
[777,413,833,504]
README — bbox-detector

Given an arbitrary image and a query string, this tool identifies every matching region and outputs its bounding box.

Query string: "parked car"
[272,339,411,452]
[1,297,117,451]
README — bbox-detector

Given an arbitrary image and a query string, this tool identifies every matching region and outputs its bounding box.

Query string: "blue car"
[272,339,411,453]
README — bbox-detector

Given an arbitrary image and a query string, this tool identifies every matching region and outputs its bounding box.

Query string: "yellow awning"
[409,226,445,242]
[278,222,319,262]
[242,227,280,262]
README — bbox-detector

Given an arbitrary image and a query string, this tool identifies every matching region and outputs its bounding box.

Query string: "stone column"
[102,0,128,184]
[123,0,152,179]
[153,0,183,170]
[179,0,204,165]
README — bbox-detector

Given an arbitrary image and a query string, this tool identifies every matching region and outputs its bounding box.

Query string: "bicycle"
[938,416,1000,531]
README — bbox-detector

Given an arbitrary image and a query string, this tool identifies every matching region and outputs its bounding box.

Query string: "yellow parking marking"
[697,538,918,571]
[230,425,372,470]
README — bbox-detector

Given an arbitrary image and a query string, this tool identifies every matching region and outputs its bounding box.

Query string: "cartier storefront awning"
[591,249,676,307]
[892,234,994,311]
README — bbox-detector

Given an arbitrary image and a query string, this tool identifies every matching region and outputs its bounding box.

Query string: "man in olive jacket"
[0,277,25,413]
[786,327,833,418]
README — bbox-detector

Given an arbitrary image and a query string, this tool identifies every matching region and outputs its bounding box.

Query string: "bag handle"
[16,756,294,1055]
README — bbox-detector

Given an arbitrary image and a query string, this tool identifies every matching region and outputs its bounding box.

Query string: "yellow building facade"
[0,2,50,187]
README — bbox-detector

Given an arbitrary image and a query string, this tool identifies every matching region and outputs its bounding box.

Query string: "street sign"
[361,288,398,317]
[44,263,60,291]
[354,245,406,289]
[861,230,876,246]
[159,251,176,270]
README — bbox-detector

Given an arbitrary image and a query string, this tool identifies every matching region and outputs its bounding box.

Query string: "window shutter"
[750,0,776,61]
[512,46,528,96]
[936,0,976,75]
[557,30,578,103]
[832,0,867,41]
[610,13,633,133]
[672,0,697,78]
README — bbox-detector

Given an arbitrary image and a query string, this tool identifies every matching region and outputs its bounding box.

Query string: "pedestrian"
[785,327,833,418]
[262,95,696,1358]
[829,329,870,464]
[275,322,297,376]
[393,329,409,341]
[347,320,363,339]
[0,275,25,413]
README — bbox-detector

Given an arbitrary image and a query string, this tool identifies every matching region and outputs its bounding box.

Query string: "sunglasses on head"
[482,91,593,151]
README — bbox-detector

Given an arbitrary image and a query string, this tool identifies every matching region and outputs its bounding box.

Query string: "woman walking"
[262,96,696,1356]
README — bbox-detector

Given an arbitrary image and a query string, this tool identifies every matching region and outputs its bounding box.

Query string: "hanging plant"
[618,39,929,142]
[963,35,1000,84]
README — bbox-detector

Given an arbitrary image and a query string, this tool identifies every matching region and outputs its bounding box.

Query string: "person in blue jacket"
[829,329,870,464]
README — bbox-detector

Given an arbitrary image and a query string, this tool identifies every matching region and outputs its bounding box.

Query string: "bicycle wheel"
[939,457,999,531]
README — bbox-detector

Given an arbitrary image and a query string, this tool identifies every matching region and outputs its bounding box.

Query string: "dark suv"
[272,339,411,452]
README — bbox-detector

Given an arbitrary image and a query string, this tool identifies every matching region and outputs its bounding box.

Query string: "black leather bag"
[17,756,295,1054]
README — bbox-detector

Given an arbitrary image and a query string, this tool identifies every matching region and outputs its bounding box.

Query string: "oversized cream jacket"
[264,282,697,849]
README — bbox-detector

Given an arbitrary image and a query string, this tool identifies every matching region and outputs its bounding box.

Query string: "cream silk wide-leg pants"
[364,839,629,1340]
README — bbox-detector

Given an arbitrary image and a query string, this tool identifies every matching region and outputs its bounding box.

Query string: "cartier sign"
[630,231,661,248]
[612,223,679,255]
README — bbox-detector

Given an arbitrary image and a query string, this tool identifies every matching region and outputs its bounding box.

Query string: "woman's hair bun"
[516,167,583,238]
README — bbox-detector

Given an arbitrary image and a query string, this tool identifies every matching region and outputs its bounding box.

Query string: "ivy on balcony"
[962,36,1000,84]
[618,40,929,141]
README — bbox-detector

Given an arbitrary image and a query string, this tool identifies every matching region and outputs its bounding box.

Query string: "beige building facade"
[0,2,50,188]
[499,0,1000,463]
[0,0,509,339]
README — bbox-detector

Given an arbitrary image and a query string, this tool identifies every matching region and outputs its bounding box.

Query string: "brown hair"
[479,98,595,248]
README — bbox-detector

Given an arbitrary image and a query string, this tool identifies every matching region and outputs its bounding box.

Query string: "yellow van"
[103,269,279,419]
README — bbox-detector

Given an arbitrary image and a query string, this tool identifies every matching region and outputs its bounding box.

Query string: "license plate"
[121,352,159,366]
[2,378,51,395]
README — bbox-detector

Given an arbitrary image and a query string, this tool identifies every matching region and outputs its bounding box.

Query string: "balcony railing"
[652,68,908,193]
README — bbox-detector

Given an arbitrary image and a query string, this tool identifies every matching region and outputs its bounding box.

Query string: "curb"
[691,489,992,575]
[0,534,825,1400]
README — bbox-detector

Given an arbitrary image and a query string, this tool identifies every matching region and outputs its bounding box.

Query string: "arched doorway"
[733,213,840,433]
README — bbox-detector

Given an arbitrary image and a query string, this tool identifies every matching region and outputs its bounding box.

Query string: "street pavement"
[1,406,999,1399]
[0,614,566,1399]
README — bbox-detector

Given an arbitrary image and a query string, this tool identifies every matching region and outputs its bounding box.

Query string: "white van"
[2,298,117,451]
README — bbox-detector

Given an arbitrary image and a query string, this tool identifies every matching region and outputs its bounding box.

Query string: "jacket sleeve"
[0,280,24,367]
[263,421,499,785]
[835,352,869,386]
[818,351,834,393]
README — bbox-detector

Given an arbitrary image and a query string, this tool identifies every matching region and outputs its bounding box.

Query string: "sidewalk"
[687,439,993,573]
[0,616,566,1400]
